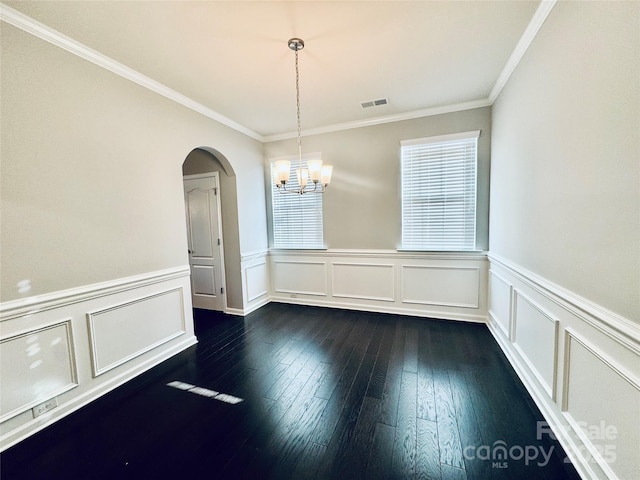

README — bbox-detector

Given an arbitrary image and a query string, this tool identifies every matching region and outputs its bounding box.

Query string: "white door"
[183,173,226,311]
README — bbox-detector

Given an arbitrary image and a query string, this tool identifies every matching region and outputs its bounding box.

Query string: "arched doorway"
[182,148,241,312]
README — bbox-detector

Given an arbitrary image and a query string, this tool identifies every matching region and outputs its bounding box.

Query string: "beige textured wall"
[1,24,267,305]
[490,1,640,321]
[264,107,491,251]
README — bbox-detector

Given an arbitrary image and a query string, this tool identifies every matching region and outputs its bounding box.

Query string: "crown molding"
[2,2,555,143]
[262,98,492,142]
[0,4,264,142]
[489,0,557,104]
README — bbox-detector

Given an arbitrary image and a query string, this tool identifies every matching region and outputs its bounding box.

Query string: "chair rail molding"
[0,267,196,452]
[486,253,639,480]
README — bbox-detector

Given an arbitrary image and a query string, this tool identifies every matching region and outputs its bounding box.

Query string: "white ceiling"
[3,1,541,139]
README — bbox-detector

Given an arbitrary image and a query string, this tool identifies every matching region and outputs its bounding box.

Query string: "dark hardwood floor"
[2,303,581,479]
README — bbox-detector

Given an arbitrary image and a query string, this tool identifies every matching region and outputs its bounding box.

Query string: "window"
[401,130,479,251]
[270,155,324,249]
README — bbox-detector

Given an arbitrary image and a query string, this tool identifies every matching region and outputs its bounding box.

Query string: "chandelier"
[274,38,333,194]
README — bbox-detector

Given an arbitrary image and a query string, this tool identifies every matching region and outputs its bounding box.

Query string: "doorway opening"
[182,148,239,313]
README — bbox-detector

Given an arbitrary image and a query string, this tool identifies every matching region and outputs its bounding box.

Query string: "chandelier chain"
[295,48,302,161]
[274,38,332,195]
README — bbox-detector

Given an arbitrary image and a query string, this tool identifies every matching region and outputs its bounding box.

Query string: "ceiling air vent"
[361,98,389,109]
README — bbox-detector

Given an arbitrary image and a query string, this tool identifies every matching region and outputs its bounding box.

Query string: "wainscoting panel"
[0,320,77,423]
[563,331,640,480]
[239,250,270,315]
[401,265,479,308]
[269,250,488,322]
[332,263,394,302]
[512,290,559,400]
[272,260,328,297]
[246,262,268,303]
[0,266,196,452]
[487,253,640,480]
[488,269,512,338]
[87,288,185,376]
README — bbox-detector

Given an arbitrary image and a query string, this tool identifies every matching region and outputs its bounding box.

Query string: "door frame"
[183,172,227,312]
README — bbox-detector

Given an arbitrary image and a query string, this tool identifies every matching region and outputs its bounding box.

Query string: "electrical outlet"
[32,398,58,418]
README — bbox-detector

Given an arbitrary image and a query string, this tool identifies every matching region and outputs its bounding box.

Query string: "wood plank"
[403,325,419,373]
[391,370,418,478]
[416,418,442,480]
[365,422,396,480]
[441,463,468,479]
[317,351,378,477]
[416,324,437,422]
[430,324,465,470]
[379,320,405,426]
[365,320,395,399]
[289,441,327,480]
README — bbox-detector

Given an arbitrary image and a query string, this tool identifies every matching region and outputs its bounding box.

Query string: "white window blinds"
[271,158,324,249]
[401,131,479,251]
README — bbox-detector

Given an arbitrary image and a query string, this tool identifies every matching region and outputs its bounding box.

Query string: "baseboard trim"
[486,319,598,480]
[270,297,487,323]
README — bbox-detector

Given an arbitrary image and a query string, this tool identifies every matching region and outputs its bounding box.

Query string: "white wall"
[490,1,639,323]
[1,22,267,304]
[264,107,491,251]
[488,3,640,479]
[0,19,267,449]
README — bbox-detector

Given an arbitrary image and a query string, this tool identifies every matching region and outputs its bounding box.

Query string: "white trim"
[331,262,395,302]
[401,130,480,147]
[401,265,480,309]
[488,253,640,354]
[488,311,509,339]
[489,0,557,103]
[512,289,559,401]
[561,328,639,480]
[272,260,328,297]
[270,248,487,262]
[0,266,191,322]
[0,4,263,142]
[270,298,486,324]
[0,3,555,142]
[0,335,197,453]
[0,319,79,423]
[485,319,599,480]
[86,288,186,377]
[488,269,513,339]
[245,261,269,302]
[228,294,271,317]
[241,249,269,263]
[263,99,492,142]
[486,254,639,480]
[562,328,640,412]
